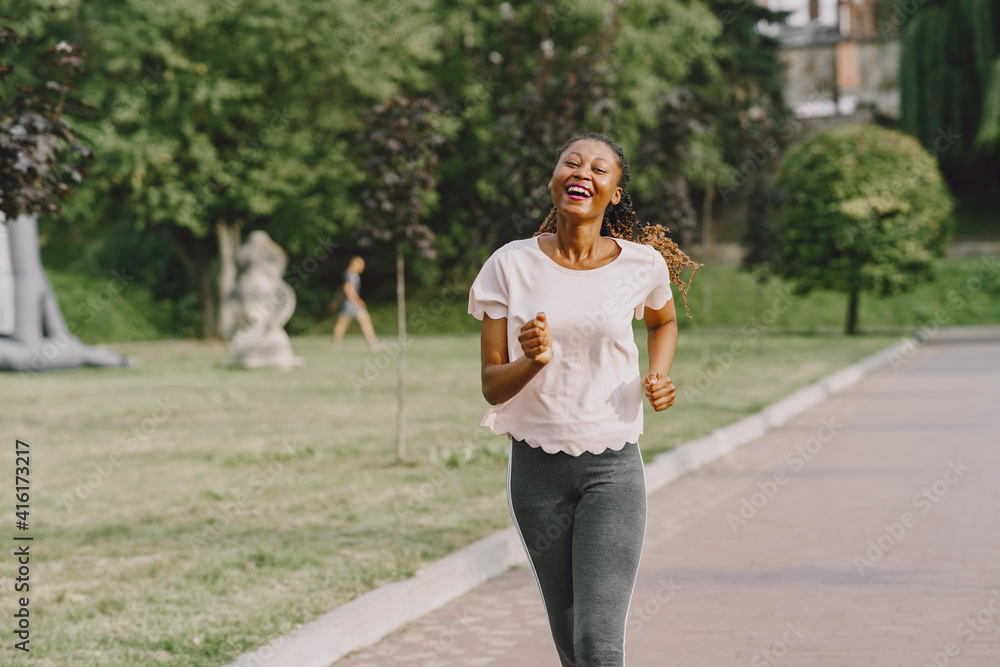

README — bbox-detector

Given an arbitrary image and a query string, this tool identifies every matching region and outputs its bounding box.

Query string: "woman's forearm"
[482,355,547,405]
[647,320,678,376]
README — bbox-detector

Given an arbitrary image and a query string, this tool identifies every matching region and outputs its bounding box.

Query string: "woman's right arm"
[480,312,551,405]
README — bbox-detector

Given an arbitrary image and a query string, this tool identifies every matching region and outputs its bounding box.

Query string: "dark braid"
[534,133,700,315]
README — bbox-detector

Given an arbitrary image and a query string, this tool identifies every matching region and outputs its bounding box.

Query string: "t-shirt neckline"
[533,233,626,274]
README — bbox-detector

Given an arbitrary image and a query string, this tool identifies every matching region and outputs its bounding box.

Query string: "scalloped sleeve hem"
[468,250,509,321]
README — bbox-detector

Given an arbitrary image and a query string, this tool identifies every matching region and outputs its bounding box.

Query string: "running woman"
[469,133,698,666]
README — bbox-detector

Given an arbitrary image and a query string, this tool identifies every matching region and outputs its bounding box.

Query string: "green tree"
[772,125,955,335]
[487,1,623,246]
[611,0,722,145]
[430,0,722,257]
[899,0,1000,201]
[13,0,801,339]
[740,176,783,280]
[696,0,790,169]
[627,0,792,294]
[356,95,445,460]
[50,0,440,337]
[429,0,622,250]
[632,89,702,244]
[0,29,91,219]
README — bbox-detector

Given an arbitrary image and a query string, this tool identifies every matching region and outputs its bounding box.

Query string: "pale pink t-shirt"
[468,234,673,456]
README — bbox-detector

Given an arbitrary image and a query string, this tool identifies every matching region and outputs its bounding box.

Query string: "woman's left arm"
[643,298,678,412]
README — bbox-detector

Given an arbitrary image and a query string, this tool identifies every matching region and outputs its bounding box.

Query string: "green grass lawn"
[0,330,900,666]
[679,255,1000,333]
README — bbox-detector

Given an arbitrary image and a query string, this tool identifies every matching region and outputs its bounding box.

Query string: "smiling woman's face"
[549,139,623,220]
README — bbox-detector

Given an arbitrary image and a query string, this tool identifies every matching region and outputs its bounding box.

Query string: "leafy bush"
[773,124,955,333]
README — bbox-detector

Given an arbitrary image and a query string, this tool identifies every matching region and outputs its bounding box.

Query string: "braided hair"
[535,133,700,315]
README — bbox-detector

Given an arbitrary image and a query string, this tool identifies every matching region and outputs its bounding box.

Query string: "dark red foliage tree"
[0,34,92,219]
[356,95,446,460]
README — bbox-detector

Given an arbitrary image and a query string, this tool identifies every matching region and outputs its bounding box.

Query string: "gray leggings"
[507,437,647,667]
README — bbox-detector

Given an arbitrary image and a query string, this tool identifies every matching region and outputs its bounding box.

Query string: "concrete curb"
[224,529,527,667]
[224,336,916,667]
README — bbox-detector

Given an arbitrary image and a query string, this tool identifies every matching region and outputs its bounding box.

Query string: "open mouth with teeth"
[566,184,594,200]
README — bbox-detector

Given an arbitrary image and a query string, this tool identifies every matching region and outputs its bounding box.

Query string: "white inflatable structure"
[0,214,128,372]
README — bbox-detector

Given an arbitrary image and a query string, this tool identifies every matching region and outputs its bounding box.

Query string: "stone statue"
[225,230,302,370]
[0,214,129,372]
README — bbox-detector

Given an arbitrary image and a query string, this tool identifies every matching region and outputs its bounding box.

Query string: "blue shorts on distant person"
[340,299,361,318]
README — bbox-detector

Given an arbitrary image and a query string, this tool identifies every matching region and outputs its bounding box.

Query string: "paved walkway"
[334,337,1000,666]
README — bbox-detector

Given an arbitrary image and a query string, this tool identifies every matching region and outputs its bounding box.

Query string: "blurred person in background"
[331,256,382,352]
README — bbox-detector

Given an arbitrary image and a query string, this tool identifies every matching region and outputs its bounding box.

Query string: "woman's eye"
[566,161,578,167]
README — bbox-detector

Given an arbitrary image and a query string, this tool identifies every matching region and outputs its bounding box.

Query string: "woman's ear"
[611,187,622,206]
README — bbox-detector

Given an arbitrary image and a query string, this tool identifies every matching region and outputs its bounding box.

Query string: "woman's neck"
[553,216,604,262]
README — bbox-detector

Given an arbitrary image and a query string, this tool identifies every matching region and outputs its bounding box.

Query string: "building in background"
[760,0,840,27]
[756,0,899,125]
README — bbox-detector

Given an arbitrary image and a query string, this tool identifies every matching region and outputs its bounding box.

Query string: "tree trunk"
[157,226,211,338]
[701,164,715,365]
[194,240,218,339]
[216,219,244,340]
[157,226,197,288]
[396,242,407,461]
[154,226,218,339]
[754,279,765,355]
[845,288,860,336]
